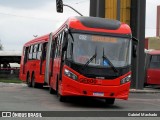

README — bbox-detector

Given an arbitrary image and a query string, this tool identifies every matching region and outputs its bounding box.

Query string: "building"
[0,51,21,77]
[157,5,160,36]
[90,0,146,89]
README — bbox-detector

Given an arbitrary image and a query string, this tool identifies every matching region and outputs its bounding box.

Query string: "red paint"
[147,69,160,85]
[145,50,160,85]
[19,35,49,83]
[145,38,149,49]
[58,65,131,100]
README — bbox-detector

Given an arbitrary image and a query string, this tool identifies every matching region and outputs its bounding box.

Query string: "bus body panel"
[147,69,160,85]
[19,59,26,81]
[60,79,130,100]
[50,58,61,89]
[145,50,160,86]
[57,65,131,100]
[19,35,49,84]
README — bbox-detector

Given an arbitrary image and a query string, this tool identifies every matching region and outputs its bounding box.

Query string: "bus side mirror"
[56,0,63,13]
[132,37,138,58]
[62,30,68,51]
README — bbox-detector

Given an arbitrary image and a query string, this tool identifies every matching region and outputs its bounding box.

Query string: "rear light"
[120,75,131,85]
[64,69,78,80]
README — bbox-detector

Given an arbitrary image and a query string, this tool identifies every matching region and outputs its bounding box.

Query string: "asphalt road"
[0,83,160,120]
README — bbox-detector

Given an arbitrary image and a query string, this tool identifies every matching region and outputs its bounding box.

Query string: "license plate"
[93,92,104,96]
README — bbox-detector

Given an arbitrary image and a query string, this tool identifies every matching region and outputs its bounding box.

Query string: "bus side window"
[28,45,33,60]
[54,38,58,58]
[57,32,63,57]
[42,43,47,60]
[37,43,42,60]
[61,31,64,45]
[24,47,29,63]
[66,34,73,59]
[57,34,61,57]
[149,55,160,68]
[33,44,38,60]
[50,40,56,59]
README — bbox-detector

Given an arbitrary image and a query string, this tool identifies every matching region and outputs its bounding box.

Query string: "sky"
[145,0,160,37]
[0,0,90,51]
[0,0,159,51]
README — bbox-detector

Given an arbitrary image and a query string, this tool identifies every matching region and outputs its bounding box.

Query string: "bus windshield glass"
[149,55,160,69]
[68,33,131,68]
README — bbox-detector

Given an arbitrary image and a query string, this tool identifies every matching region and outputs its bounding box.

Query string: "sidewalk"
[130,86,160,93]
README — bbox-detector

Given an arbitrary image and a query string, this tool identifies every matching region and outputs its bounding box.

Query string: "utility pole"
[56,0,83,16]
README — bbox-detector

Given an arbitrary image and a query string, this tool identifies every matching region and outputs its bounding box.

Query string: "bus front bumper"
[59,79,130,100]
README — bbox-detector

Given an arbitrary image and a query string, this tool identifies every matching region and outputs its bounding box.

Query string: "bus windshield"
[68,33,131,68]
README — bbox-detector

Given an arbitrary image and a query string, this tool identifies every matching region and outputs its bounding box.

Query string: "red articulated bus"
[20,16,134,104]
[19,34,49,87]
[145,50,160,86]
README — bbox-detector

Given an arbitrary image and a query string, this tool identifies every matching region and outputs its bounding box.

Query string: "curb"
[130,89,160,93]
[0,82,26,86]
[1,82,160,93]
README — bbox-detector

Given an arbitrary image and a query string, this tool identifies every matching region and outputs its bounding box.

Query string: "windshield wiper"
[102,48,118,73]
[83,47,97,68]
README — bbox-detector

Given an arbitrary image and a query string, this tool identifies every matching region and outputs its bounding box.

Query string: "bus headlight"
[120,75,131,85]
[64,69,78,80]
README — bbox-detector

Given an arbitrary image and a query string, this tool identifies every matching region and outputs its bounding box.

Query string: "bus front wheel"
[58,94,66,102]
[56,78,66,102]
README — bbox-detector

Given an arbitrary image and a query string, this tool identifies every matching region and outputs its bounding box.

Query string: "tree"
[0,40,3,50]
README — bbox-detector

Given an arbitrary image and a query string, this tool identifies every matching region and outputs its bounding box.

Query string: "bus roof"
[66,16,132,35]
[24,34,49,46]
[146,50,160,55]
[23,16,132,47]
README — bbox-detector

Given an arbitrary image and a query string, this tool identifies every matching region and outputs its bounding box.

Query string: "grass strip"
[0,78,22,83]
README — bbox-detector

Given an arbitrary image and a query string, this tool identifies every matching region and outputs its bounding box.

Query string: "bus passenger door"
[50,40,56,79]
[147,55,160,85]
[40,42,47,75]
[23,47,29,74]
[51,31,66,91]
[44,33,53,84]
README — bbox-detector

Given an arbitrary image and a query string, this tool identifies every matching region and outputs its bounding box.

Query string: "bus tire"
[56,77,66,102]
[49,87,56,94]
[37,83,43,88]
[144,83,148,87]
[31,73,38,88]
[105,98,115,105]
[58,94,66,102]
[27,73,32,87]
